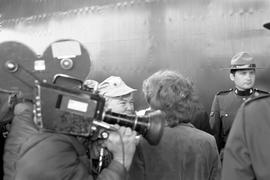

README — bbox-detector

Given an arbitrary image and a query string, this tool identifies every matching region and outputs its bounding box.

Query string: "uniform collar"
[234,88,254,96]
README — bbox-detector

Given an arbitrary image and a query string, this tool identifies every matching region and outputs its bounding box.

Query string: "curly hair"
[143,70,201,127]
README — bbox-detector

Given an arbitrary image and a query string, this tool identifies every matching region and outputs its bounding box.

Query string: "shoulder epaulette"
[216,88,233,95]
[254,88,269,94]
[244,93,270,105]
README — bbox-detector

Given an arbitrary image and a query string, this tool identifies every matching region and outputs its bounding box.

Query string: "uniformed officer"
[209,51,269,158]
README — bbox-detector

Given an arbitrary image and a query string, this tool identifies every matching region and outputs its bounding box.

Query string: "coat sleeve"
[209,95,224,152]
[3,102,38,180]
[98,160,128,180]
[128,141,145,180]
[221,104,255,180]
[209,137,221,180]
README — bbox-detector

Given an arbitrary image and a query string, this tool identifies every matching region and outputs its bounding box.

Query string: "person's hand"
[104,125,138,170]
[14,102,33,115]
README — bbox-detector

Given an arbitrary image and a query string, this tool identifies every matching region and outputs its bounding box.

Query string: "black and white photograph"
[1,0,270,180]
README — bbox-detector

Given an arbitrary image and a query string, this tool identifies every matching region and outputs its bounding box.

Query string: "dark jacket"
[129,123,221,180]
[3,103,127,180]
[3,102,38,180]
[209,88,268,152]
[12,132,126,180]
[221,94,270,180]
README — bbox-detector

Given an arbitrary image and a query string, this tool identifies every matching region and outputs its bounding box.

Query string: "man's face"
[230,69,256,90]
[105,93,135,115]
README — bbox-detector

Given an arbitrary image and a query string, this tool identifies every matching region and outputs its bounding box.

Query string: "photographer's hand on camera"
[104,125,137,170]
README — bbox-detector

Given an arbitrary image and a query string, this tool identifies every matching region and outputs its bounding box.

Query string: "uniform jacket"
[191,110,213,135]
[221,94,270,180]
[129,123,221,180]
[209,88,268,152]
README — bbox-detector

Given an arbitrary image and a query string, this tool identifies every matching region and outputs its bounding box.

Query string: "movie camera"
[0,40,165,145]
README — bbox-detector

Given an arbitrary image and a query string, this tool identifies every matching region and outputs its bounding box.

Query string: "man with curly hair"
[129,70,221,180]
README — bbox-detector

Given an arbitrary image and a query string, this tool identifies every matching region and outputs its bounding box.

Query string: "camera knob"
[60,58,73,70]
[101,131,109,139]
[5,61,19,72]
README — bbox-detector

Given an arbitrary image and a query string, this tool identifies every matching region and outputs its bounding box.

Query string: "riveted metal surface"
[1,0,270,112]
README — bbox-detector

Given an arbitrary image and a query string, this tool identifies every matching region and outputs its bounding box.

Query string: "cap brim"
[263,22,270,30]
[105,89,137,97]
[99,85,137,97]
[221,67,264,70]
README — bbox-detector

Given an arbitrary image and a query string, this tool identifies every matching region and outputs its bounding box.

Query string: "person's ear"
[229,73,235,82]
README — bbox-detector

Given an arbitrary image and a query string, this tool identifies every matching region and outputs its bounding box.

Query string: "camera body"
[0,40,165,145]
[34,82,105,137]
[34,80,165,145]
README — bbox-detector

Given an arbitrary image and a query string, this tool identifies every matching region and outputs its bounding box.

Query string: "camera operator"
[3,103,137,180]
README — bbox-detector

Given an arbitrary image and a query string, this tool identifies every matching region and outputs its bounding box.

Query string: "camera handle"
[97,147,104,173]
[90,122,113,174]
[5,61,42,88]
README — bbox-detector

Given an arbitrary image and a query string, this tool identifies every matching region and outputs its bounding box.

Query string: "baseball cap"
[98,76,137,97]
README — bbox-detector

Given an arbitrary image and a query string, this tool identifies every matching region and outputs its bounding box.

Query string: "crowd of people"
[0,50,270,180]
